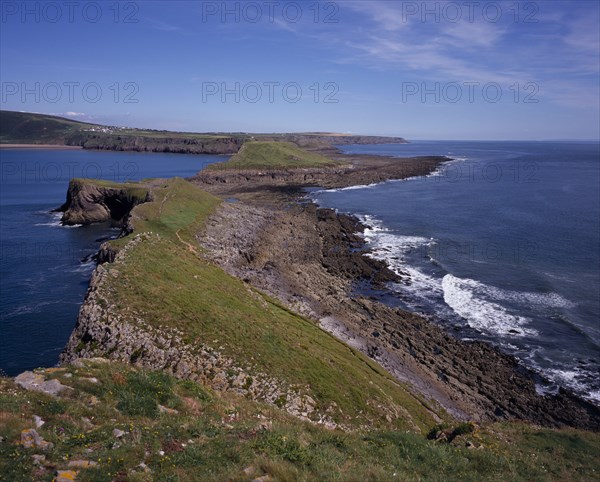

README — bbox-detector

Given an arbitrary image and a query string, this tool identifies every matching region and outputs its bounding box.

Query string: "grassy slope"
[207,141,342,170]
[69,178,150,199]
[1,361,599,482]
[99,178,439,432]
[2,178,599,479]
[0,111,93,144]
[0,111,234,146]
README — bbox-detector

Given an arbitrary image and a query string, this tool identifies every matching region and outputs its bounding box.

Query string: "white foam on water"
[542,368,600,404]
[535,383,558,397]
[340,211,596,401]
[4,300,63,318]
[587,390,600,403]
[34,211,82,228]
[319,182,380,193]
[357,215,432,267]
[356,214,444,309]
[412,156,469,180]
[482,285,575,309]
[70,260,96,273]
[442,274,539,337]
[530,355,600,404]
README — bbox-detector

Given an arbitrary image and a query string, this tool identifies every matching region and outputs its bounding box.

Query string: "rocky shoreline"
[53,148,600,431]
[193,152,600,431]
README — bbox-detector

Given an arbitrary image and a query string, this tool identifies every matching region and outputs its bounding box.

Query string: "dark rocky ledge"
[54,179,152,226]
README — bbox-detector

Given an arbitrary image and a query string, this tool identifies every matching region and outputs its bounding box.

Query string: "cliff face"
[68,134,246,154]
[56,179,151,226]
[67,134,406,154]
[60,233,327,425]
[258,134,408,149]
[1,111,408,152]
[193,157,445,190]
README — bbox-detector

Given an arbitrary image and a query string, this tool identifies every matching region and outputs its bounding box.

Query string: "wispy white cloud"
[345,0,410,31]
[441,21,506,49]
[562,16,600,73]
[341,35,524,85]
[323,0,599,111]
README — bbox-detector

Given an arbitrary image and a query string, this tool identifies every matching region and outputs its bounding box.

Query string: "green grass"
[0,110,242,149]
[95,178,438,432]
[1,361,599,481]
[68,178,150,201]
[0,110,95,144]
[207,141,342,170]
[127,177,220,242]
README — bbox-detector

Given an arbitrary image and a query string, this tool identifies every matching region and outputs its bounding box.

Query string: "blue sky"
[1,0,598,140]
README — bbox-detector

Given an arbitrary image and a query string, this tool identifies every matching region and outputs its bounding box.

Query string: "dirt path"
[176,228,199,255]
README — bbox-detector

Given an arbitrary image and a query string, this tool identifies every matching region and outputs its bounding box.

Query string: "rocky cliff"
[55,179,152,226]
[69,134,406,154]
[68,134,246,154]
[60,233,338,428]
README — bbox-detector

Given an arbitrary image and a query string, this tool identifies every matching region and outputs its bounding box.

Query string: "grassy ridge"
[0,111,243,153]
[125,178,221,244]
[206,141,342,170]
[3,178,600,479]
[0,110,233,144]
[0,110,93,144]
[0,111,406,155]
[100,178,439,431]
[2,361,599,481]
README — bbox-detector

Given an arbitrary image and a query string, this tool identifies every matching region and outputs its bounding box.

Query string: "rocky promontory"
[55,179,152,226]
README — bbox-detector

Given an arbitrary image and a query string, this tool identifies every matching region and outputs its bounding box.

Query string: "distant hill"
[0,110,96,145]
[208,141,343,170]
[0,110,407,154]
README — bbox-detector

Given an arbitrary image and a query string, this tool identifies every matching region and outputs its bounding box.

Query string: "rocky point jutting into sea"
[55,145,600,431]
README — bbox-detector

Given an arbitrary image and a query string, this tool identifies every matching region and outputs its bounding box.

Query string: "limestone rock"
[158,404,179,415]
[55,470,78,481]
[32,454,46,465]
[15,371,71,397]
[21,429,53,451]
[33,415,45,428]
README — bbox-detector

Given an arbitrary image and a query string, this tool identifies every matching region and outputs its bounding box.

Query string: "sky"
[1,0,599,140]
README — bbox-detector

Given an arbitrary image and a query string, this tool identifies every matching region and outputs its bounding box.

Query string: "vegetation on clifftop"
[2,360,599,481]
[82,178,442,432]
[206,141,343,170]
[0,111,244,153]
[0,111,406,154]
[3,176,599,480]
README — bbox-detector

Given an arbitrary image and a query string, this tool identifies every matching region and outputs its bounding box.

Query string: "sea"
[0,149,227,375]
[310,141,600,404]
[1,142,598,405]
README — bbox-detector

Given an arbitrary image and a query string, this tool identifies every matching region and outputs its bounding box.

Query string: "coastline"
[193,148,600,430]
[21,143,596,431]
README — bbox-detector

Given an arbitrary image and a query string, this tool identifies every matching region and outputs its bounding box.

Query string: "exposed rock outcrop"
[69,134,246,154]
[70,134,406,154]
[197,191,600,432]
[60,233,329,426]
[55,179,152,226]
[193,156,446,191]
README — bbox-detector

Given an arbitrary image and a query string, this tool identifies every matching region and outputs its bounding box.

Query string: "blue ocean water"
[0,149,227,375]
[312,141,600,403]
